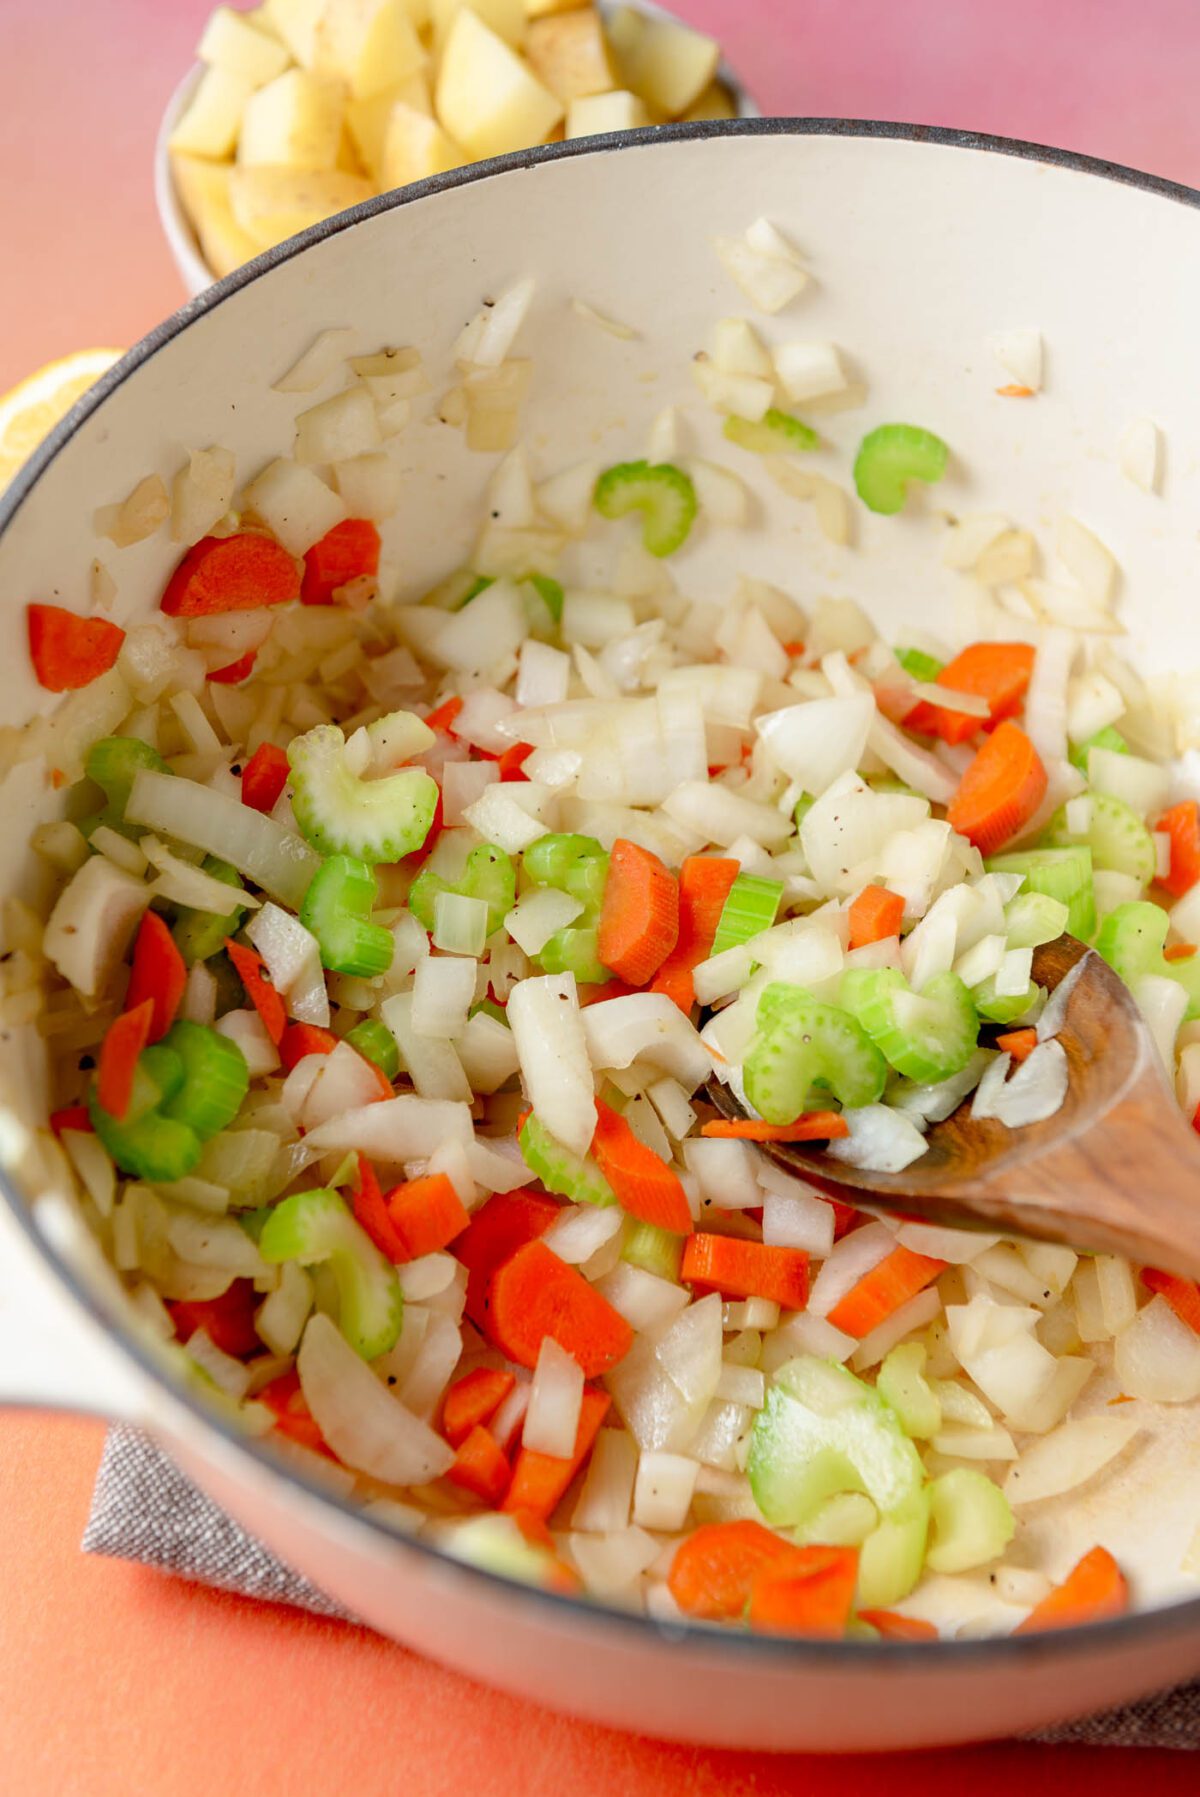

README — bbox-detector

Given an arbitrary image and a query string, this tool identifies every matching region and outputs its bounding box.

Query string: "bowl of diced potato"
[157,0,758,295]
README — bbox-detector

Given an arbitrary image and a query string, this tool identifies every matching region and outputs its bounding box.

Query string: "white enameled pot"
[4,122,1200,1751]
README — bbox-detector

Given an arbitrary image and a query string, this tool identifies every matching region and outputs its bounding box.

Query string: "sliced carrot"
[1164,942,1197,962]
[577,978,638,1007]
[442,1368,516,1449]
[352,1153,408,1263]
[501,1386,610,1522]
[596,838,680,987]
[700,1112,848,1143]
[258,1369,337,1460]
[454,1189,561,1332]
[667,1519,795,1620]
[97,998,154,1121]
[826,1245,947,1337]
[848,883,906,949]
[124,911,187,1043]
[1141,1267,1200,1335]
[748,1545,859,1637]
[27,603,124,693]
[1156,801,1200,898]
[650,856,740,1012]
[782,640,806,658]
[241,741,290,815]
[385,1172,471,1262]
[446,1425,512,1505]
[224,938,287,1046]
[681,1233,809,1309]
[995,1026,1039,1063]
[591,1098,693,1234]
[424,696,463,735]
[946,721,1047,856]
[161,532,300,616]
[996,383,1035,398]
[497,742,533,782]
[905,643,1036,745]
[49,1104,92,1138]
[168,1278,259,1359]
[831,1199,861,1240]
[486,1240,633,1376]
[300,518,381,606]
[858,1608,939,1642]
[1014,1545,1128,1634]
[278,1021,338,1071]
[207,648,258,685]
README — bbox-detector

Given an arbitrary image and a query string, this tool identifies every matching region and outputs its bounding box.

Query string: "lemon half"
[0,348,123,491]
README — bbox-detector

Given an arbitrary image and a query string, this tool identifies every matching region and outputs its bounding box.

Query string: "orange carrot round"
[442,1368,516,1448]
[1014,1546,1127,1633]
[301,518,381,606]
[1156,801,1200,897]
[97,998,154,1121]
[848,883,906,950]
[446,1425,512,1506]
[681,1234,809,1309]
[160,532,300,616]
[699,1112,848,1143]
[826,1245,947,1338]
[485,1240,633,1377]
[905,642,1035,745]
[592,1098,693,1234]
[385,1172,471,1261]
[124,911,186,1043]
[748,1545,860,1637]
[28,603,124,693]
[668,1520,795,1620]
[947,721,1047,855]
[454,1189,561,1332]
[651,856,740,1012]
[596,838,680,986]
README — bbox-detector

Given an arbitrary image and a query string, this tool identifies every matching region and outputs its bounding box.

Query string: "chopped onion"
[760,1310,856,1373]
[241,457,345,556]
[663,780,793,850]
[411,956,475,1039]
[755,694,873,796]
[535,461,602,534]
[633,1450,700,1531]
[773,340,848,404]
[461,784,549,854]
[762,1188,835,1256]
[294,387,380,465]
[1114,1295,1200,1402]
[523,1336,584,1459]
[1036,952,1090,1040]
[507,973,594,1158]
[61,1128,116,1218]
[245,902,328,1025]
[299,1314,454,1482]
[1089,746,1170,818]
[851,1285,943,1371]
[504,886,583,957]
[255,1261,314,1357]
[1118,417,1161,493]
[542,1202,623,1267]
[582,993,711,1092]
[986,328,1042,391]
[1004,1414,1141,1506]
[171,446,236,546]
[516,639,571,708]
[1056,515,1117,608]
[140,835,258,915]
[441,761,499,827]
[1134,973,1187,1072]
[334,450,401,521]
[214,1008,279,1077]
[895,1220,999,1263]
[186,1327,253,1400]
[595,1262,690,1331]
[572,1429,638,1533]
[431,892,488,957]
[381,993,470,1102]
[655,1291,723,1407]
[94,473,169,547]
[971,1039,1068,1127]
[807,1221,894,1318]
[825,1104,929,1174]
[302,1042,380,1130]
[127,770,319,909]
[273,327,356,394]
[303,1095,472,1163]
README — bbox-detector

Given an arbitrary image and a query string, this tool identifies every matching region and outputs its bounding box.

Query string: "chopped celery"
[876,1342,941,1439]
[159,1021,249,1138]
[857,1491,931,1608]
[460,574,495,606]
[519,1111,615,1208]
[745,986,887,1123]
[1069,725,1128,774]
[925,1468,1014,1574]
[300,856,394,978]
[410,842,516,939]
[470,998,509,1026]
[723,409,819,455]
[537,924,609,985]
[1044,791,1156,888]
[83,736,172,838]
[1096,900,1200,1020]
[895,647,944,682]
[622,1219,684,1283]
[986,846,1097,943]
[853,425,949,515]
[710,872,783,957]
[840,967,979,1083]
[288,722,438,863]
[90,1102,200,1184]
[524,833,605,887]
[593,460,697,557]
[793,793,814,829]
[791,1491,878,1548]
[748,1356,925,1527]
[521,834,610,983]
[259,1187,403,1359]
[528,573,564,624]
[973,975,1044,1025]
[1003,891,1069,950]
[172,856,246,967]
[344,1018,400,1081]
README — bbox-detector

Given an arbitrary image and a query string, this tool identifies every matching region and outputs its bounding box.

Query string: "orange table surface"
[5,0,1200,1790]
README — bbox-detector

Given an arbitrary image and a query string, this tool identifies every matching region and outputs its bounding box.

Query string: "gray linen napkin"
[84,1425,1200,1749]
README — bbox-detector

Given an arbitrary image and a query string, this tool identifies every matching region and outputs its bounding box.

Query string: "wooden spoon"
[705,935,1200,1277]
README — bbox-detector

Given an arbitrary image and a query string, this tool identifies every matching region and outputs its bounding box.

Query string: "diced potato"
[525,10,614,102]
[335,123,368,174]
[566,89,650,137]
[198,7,291,85]
[346,75,432,177]
[263,0,326,65]
[230,164,374,248]
[526,0,588,14]
[436,12,563,159]
[431,0,526,50]
[623,17,719,117]
[315,0,427,99]
[169,65,257,158]
[243,3,285,38]
[171,153,262,278]
[381,104,465,188]
[681,78,737,122]
[603,4,645,78]
[238,69,345,170]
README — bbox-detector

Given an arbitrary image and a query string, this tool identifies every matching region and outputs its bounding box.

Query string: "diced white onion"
[762,1189,835,1256]
[825,1104,929,1173]
[572,1429,638,1533]
[1003,1414,1141,1506]
[655,1292,723,1407]
[508,973,595,1158]
[633,1451,699,1531]
[214,1008,279,1077]
[807,1222,894,1318]
[504,886,583,957]
[431,891,488,957]
[582,994,712,1093]
[1114,1295,1200,1402]
[851,1286,943,1371]
[127,770,319,909]
[682,1136,761,1210]
[523,1336,584,1459]
[595,1262,690,1331]
[1118,417,1161,493]
[245,902,328,1026]
[971,1039,1068,1127]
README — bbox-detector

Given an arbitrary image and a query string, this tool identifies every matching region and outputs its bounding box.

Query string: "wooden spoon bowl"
[706,935,1200,1276]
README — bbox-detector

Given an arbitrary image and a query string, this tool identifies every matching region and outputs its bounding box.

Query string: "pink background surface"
[3,1,1200,1790]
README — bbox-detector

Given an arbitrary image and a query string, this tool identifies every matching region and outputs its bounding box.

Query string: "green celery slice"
[857,1490,931,1608]
[288,723,438,863]
[791,1491,878,1548]
[300,855,394,977]
[159,1021,249,1138]
[985,846,1097,943]
[172,856,246,967]
[925,1468,1014,1574]
[723,409,819,454]
[840,967,979,1083]
[593,460,697,557]
[621,1219,684,1283]
[1096,899,1200,1020]
[876,1342,941,1439]
[410,842,516,939]
[853,425,949,515]
[259,1187,402,1359]
[1003,891,1069,950]
[1043,791,1156,888]
[895,647,944,682]
[710,873,783,957]
[84,736,173,839]
[344,1018,400,1081]
[972,976,1045,1025]
[745,986,886,1123]
[519,1112,615,1208]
